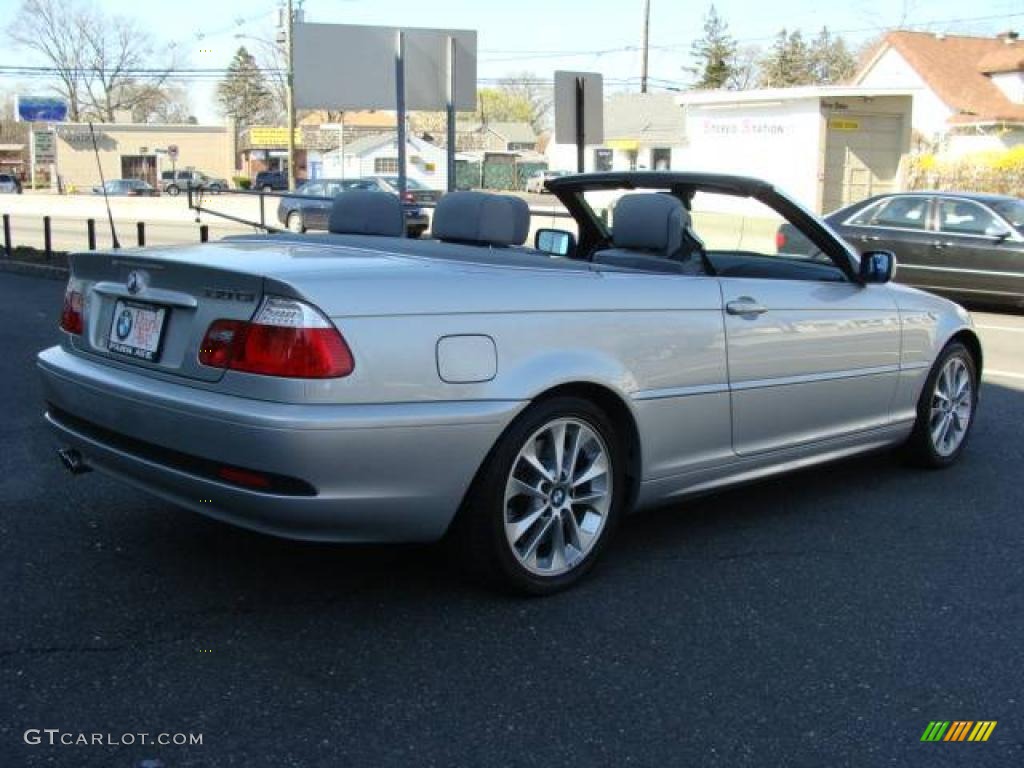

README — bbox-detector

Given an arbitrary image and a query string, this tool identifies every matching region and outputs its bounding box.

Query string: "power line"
[478,11,1024,62]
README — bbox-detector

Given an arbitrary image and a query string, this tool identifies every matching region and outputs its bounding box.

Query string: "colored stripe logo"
[921,721,997,742]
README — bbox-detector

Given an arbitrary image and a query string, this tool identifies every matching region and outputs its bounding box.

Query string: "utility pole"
[640,0,650,94]
[286,0,296,191]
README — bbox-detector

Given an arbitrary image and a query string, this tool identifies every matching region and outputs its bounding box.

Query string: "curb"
[0,260,69,280]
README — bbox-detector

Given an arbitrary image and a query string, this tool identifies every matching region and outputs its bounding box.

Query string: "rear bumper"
[38,346,524,542]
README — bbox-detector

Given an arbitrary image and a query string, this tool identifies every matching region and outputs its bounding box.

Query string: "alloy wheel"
[503,417,612,577]
[929,355,973,457]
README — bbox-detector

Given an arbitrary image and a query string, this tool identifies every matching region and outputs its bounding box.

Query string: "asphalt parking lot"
[0,271,1021,767]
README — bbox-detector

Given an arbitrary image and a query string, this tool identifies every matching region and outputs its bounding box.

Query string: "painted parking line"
[984,369,1024,381]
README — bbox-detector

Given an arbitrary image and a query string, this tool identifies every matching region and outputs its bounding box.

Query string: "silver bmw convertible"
[38,172,982,594]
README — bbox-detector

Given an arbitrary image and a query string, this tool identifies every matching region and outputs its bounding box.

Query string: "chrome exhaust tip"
[57,447,91,475]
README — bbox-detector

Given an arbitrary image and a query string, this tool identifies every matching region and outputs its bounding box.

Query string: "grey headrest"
[432,191,530,246]
[328,190,404,236]
[611,193,689,255]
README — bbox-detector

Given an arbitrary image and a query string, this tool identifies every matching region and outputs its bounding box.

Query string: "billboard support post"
[446,35,456,193]
[395,30,407,196]
[575,76,585,174]
[286,0,296,191]
[29,129,36,190]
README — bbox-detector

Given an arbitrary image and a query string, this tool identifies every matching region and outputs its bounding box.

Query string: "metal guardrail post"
[199,225,209,243]
[136,222,145,247]
[87,219,96,250]
[2,214,10,258]
[260,192,265,230]
[43,215,52,260]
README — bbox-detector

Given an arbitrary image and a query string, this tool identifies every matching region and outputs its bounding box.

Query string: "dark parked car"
[777,192,1024,308]
[160,169,228,196]
[0,173,23,194]
[254,171,289,192]
[277,177,431,237]
[91,179,159,197]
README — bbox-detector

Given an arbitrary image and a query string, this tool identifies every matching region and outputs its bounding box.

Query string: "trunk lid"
[66,240,427,381]
[69,246,265,382]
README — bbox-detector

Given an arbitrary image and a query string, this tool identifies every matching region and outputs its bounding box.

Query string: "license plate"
[108,300,167,362]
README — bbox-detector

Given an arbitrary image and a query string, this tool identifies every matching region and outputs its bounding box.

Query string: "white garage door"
[822,114,904,214]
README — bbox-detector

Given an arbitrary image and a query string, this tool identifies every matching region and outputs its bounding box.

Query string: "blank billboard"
[293,23,477,111]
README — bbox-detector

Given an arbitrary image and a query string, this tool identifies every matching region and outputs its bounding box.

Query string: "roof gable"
[485,122,537,143]
[605,93,684,145]
[859,31,1024,125]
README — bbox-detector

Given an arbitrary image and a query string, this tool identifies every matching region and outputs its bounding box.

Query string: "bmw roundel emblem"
[116,308,133,340]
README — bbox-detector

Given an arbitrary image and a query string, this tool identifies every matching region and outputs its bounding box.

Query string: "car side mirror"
[859,250,895,284]
[535,228,576,257]
[984,223,1012,241]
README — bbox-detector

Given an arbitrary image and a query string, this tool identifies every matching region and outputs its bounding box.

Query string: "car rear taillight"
[401,191,415,204]
[775,230,787,250]
[199,297,354,379]
[60,278,84,335]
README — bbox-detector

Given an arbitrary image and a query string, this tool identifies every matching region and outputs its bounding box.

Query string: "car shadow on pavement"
[82,378,1021,609]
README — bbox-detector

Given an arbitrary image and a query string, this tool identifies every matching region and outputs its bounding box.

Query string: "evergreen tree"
[690,5,737,90]
[809,27,857,85]
[759,29,813,87]
[216,47,272,131]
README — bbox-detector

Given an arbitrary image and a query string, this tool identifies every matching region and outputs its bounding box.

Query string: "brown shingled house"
[854,30,1024,154]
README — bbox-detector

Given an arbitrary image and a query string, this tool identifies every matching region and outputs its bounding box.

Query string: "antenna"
[89,122,120,249]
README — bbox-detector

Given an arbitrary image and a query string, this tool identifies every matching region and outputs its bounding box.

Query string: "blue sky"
[1,0,1022,122]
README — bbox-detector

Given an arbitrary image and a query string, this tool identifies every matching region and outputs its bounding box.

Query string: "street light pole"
[286,0,296,191]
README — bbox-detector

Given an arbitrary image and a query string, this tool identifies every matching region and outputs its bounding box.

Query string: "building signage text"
[701,118,795,137]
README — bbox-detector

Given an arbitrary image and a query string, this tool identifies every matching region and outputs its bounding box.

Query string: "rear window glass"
[992,200,1024,229]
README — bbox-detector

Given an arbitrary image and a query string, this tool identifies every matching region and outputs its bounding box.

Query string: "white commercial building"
[674,87,914,213]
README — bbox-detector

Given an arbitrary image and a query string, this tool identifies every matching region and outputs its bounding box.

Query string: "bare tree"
[130,83,193,124]
[728,45,762,90]
[7,0,89,120]
[80,13,176,122]
[496,72,552,132]
[244,37,288,124]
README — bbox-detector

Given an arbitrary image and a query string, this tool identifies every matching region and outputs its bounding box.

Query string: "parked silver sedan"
[38,173,982,594]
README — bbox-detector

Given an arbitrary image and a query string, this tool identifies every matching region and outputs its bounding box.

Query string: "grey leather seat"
[432,191,530,246]
[328,190,405,236]
[592,193,707,275]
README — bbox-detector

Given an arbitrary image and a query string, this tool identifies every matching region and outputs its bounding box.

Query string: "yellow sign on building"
[249,127,303,147]
[828,119,860,132]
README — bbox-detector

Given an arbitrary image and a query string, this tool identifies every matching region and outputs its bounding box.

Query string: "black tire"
[286,211,305,233]
[451,396,626,595]
[165,184,180,197]
[901,341,978,468]
[262,185,273,193]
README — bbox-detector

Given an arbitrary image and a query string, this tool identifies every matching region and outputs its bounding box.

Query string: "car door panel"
[930,198,1024,302]
[722,277,901,456]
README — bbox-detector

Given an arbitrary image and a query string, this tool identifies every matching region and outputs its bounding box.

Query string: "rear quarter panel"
[290,266,732,482]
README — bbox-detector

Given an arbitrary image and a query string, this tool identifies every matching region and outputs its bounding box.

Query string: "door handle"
[932,241,955,249]
[726,298,768,316]
[860,235,881,243]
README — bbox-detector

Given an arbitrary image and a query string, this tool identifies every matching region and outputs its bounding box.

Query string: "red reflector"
[61,287,83,335]
[199,319,246,368]
[218,465,272,489]
[775,230,787,250]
